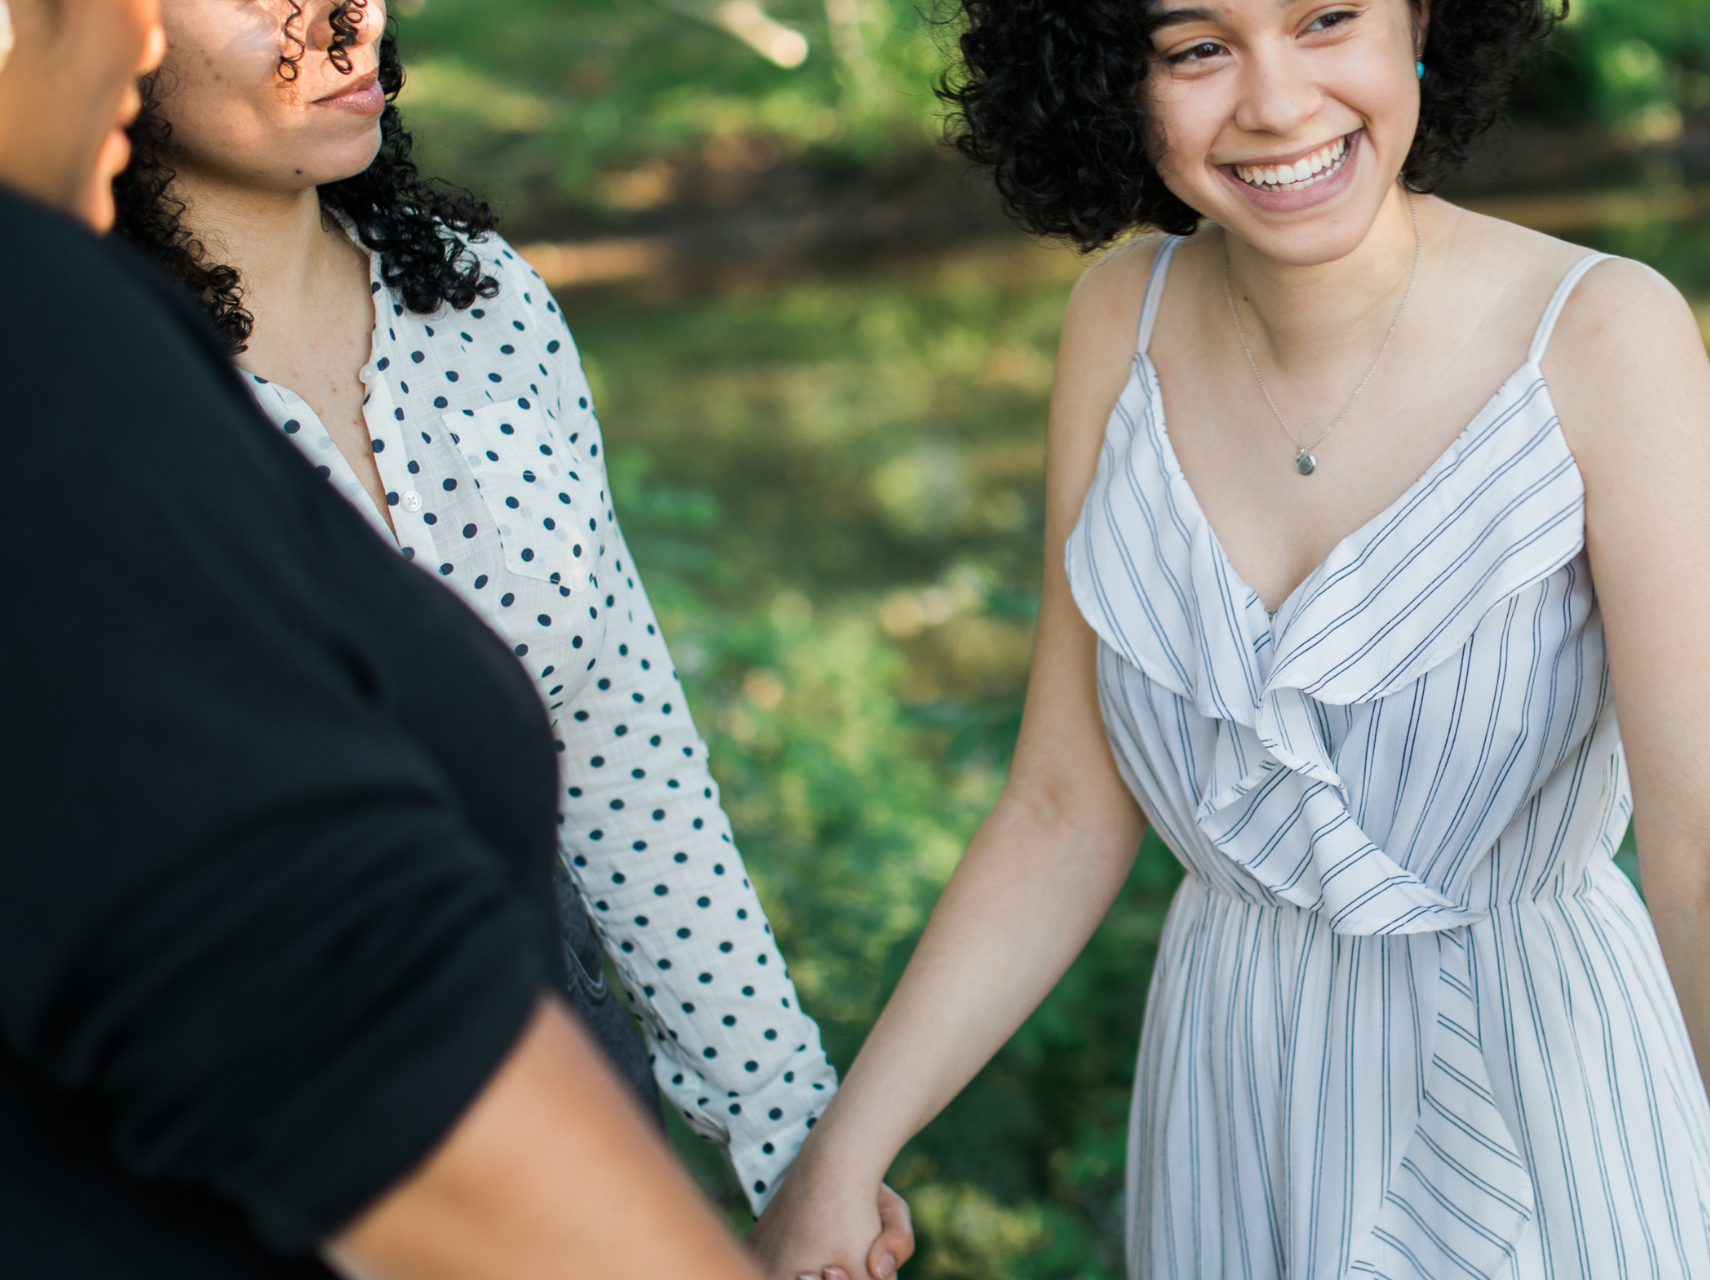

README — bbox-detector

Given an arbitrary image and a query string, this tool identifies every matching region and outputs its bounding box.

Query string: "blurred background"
[392,2,1710,1275]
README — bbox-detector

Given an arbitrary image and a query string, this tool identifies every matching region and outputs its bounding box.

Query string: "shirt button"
[401,490,423,512]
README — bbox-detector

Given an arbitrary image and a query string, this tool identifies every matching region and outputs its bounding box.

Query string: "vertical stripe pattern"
[1071,241,1710,1279]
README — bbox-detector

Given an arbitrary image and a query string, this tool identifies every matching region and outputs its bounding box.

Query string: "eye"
[1166,40,1226,66]
[1305,9,1359,32]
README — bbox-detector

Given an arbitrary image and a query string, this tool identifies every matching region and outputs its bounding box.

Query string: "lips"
[315,72,384,114]
[1230,133,1353,193]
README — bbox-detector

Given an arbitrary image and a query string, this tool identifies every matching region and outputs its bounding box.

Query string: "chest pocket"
[452,398,598,594]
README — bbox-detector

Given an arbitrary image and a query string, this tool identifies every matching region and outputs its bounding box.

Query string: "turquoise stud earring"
[1416,59,1425,80]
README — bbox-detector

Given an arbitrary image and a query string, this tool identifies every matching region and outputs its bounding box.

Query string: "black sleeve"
[0,194,555,1253]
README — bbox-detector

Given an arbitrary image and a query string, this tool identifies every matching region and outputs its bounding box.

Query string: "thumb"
[867,1184,915,1280]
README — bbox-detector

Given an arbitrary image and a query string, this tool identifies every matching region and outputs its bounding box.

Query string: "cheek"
[132,0,163,29]
[155,33,292,156]
[1142,78,1226,181]
[1322,12,1422,143]
[1330,53,1419,150]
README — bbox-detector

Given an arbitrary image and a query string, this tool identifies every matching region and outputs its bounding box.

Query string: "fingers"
[867,1184,915,1280]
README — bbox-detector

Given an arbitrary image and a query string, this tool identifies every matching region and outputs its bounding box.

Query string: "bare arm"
[748,245,1160,1280]
[1548,258,1710,1085]
[328,999,764,1280]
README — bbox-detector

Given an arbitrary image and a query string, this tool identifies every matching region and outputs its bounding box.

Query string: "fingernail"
[880,1255,897,1279]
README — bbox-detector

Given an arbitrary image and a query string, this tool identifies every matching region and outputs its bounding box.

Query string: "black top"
[0,186,562,1277]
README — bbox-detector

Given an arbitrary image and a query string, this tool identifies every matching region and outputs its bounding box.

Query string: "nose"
[308,0,384,56]
[1232,39,1322,138]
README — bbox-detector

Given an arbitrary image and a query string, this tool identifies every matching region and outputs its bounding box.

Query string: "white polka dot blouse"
[247,232,836,1210]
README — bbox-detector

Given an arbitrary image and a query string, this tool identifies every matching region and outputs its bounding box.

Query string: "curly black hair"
[940,0,1564,248]
[112,9,498,353]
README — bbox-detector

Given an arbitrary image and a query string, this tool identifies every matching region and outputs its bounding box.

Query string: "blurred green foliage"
[393,0,945,222]
[567,245,1182,1276]
[1522,0,1710,143]
[393,0,1710,227]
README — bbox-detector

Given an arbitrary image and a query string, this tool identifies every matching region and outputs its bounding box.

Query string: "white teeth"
[1234,135,1350,191]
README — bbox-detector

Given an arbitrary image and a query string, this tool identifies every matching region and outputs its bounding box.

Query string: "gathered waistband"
[1171,856,1633,936]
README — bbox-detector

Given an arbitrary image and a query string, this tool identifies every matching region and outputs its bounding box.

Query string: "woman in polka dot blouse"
[110,0,859,1220]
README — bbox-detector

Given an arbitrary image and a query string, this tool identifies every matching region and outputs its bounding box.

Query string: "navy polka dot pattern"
[248,232,835,1211]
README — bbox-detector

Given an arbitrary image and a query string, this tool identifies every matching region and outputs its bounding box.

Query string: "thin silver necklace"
[1222,192,1422,476]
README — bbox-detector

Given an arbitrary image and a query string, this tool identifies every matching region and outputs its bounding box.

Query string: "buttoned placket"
[358,317,440,569]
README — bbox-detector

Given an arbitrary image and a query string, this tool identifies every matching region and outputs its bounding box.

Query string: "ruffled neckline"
[1064,245,1598,937]
[1133,346,1587,714]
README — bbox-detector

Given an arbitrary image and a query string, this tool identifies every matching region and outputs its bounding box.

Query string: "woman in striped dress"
[752,1,1710,1277]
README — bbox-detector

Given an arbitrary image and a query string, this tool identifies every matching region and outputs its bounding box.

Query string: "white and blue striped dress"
[1066,238,1710,1279]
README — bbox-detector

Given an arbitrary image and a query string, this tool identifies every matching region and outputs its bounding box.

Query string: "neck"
[1222,184,1424,371]
[169,165,362,344]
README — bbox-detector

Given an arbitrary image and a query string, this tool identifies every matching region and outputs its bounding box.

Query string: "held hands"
[748,1157,914,1280]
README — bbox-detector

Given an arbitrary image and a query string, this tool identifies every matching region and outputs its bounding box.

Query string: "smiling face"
[154,0,386,196]
[1142,0,1423,265]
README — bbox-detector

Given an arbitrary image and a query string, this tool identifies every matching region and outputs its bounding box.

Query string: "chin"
[290,135,385,191]
[1223,206,1391,268]
[86,129,133,232]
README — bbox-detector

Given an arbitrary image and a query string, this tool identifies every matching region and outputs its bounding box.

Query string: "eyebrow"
[1151,0,1311,27]
[1149,5,1218,27]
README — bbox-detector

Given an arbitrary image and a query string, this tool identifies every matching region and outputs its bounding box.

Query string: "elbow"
[995,771,1143,852]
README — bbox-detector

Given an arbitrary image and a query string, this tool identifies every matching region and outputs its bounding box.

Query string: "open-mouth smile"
[1229,132,1355,193]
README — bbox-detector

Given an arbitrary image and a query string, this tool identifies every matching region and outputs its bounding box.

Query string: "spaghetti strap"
[1527,252,1615,365]
[1136,236,1184,355]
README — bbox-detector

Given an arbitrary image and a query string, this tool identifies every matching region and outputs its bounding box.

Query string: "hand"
[748,1163,914,1280]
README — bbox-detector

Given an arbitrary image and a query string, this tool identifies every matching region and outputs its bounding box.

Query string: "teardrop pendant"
[1295,448,1317,476]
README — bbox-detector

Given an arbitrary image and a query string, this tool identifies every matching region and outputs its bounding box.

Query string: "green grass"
[564,241,1183,1277]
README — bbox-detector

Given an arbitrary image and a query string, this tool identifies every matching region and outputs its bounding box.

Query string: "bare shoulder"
[1548,253,1699,361]
[1040,234,1171,528]
[1432,200,1708,459]
[1542,249,1709,464]
[1052,234,1168,436]
[1441,201,1588,269]
[1060,234,1168,360]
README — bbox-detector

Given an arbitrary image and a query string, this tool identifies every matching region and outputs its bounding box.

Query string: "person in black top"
[0,1,773,1277]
